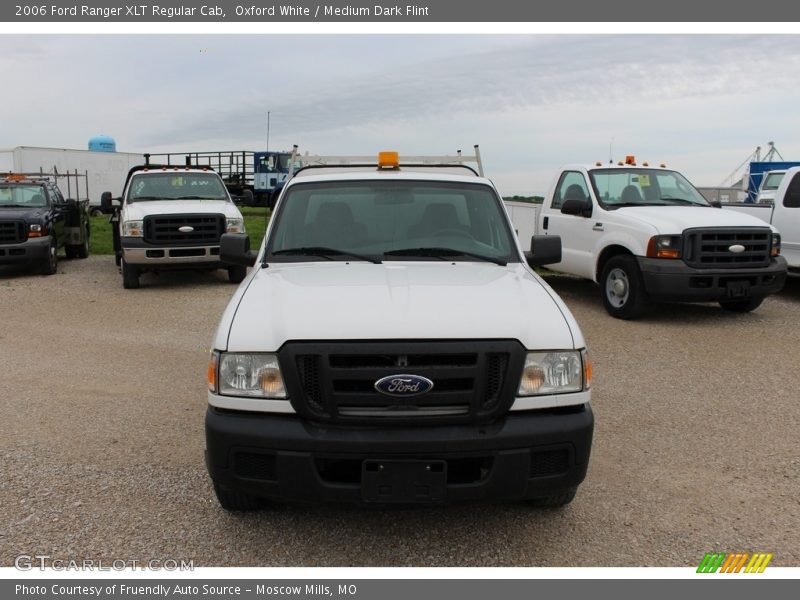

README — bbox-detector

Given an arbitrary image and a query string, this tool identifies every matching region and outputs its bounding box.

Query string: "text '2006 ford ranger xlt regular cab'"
[205,152,594,510]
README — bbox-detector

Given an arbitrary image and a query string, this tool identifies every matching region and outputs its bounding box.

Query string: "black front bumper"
[205,405,593,505]
[0,236,50,266]
[637,256,787,302]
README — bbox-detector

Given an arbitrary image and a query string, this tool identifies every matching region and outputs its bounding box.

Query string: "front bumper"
[0,236,50,266]
[637,256,787,301]
[205,404,594,505]
[121,236,224,268]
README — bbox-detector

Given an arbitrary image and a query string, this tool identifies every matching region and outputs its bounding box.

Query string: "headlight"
[218,353,286,398]
[27,223,46,238]
[226,218,245,233]
[771,232,781,257]
[517,351,589,396]
[646,234,682,259]
[122,220,144,237]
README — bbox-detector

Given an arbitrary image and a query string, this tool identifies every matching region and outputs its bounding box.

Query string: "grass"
[88,211,272,256]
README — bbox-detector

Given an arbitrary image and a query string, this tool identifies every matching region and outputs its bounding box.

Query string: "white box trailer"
[0,146,143,210]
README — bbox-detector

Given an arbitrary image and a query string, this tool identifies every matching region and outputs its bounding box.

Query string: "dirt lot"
[1,256,799,567]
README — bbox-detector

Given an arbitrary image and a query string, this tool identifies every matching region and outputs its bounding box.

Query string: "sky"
[2,34,800,195]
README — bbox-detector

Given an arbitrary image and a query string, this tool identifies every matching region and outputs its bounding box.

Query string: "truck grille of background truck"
[143,214,225,245]
[683,227,772,269]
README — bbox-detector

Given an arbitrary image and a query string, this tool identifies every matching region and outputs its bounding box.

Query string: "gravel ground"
[1,256,799,567]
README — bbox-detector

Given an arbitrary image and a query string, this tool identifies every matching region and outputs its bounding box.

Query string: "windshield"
[589,168,709,208]
[267,180,517,263]
[127,173,228,201]
[0,184,47,208]
[762,172,785,191]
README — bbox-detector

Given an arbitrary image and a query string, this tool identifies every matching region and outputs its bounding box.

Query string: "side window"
[783,172,800,208]
[552,171,590,210]
[49,185,64,204]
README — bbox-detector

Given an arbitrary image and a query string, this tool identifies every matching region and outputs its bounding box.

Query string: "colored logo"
[374,374,434,397]
[697,552,773,573]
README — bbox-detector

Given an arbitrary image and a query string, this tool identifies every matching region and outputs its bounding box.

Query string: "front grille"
[279,341,525,425]
[143,214,224,245]
[0,221,25,244]
[683,227,772,269]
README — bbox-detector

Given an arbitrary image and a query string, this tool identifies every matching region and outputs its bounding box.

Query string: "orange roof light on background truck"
[378,151,400,169]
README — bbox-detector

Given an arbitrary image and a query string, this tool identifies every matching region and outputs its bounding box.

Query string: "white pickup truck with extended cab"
[103,158,247,289]
[535,158,787,319]
[722,165,800,272]
[204,151,593,510]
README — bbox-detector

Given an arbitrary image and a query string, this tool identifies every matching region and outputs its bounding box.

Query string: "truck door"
[47,185,66,246]
[543,171,596,279]
[778,171,800,266]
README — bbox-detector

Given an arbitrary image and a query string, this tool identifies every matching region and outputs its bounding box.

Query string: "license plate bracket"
[726,280,751,298]
[361,459,447,503]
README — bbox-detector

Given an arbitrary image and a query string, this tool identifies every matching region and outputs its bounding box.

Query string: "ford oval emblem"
[179,226,195,233]
[728,244,746,254]
[374,374,434,397]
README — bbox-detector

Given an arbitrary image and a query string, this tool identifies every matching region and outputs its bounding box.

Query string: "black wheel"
[90,207,103,217]
[719,296,764,312]
[600,255,647,319]
[240,188,255,206]
[526,488,577,508]
[66,226,90,259]
[40,236,58,275]
[121,259,140,289]
[212,481,264,512]
[228,265,247,284]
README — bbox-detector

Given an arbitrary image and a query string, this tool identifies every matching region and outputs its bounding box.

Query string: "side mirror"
[527,235,562,267]
[220,233,257,267]
[560,198,592,217]
[101,191,114,213]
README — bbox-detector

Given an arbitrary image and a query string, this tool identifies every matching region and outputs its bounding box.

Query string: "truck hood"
[123,200,241,221]
[614,205,771,234]
[220,262,581,351]
[0,207,45,220]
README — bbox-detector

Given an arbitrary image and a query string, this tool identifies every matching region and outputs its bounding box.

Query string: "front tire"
[212,481,264,512]
[121,259,140,289]
[228,265,247,284]
[719,296,764,312]
[40,236,58,275]
[600,255,647,319]
[526,488,577,508]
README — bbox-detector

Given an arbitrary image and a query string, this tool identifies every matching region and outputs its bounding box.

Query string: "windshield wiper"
[607,202,670,209]
[174,195,224,200]
[272,246,382,264]
[0,204,31,208]
[384,247,507,266]
[660,197,705,206]
[130,196,165,201]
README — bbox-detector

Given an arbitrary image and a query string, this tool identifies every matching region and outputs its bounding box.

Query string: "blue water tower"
[88,135,116,152]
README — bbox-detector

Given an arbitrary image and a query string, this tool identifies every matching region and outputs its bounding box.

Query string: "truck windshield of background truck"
[267,180,517,263]
[589,168,709,209]
[762,171,785,191]
[127,173,229,202]
[0,184,47,208]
